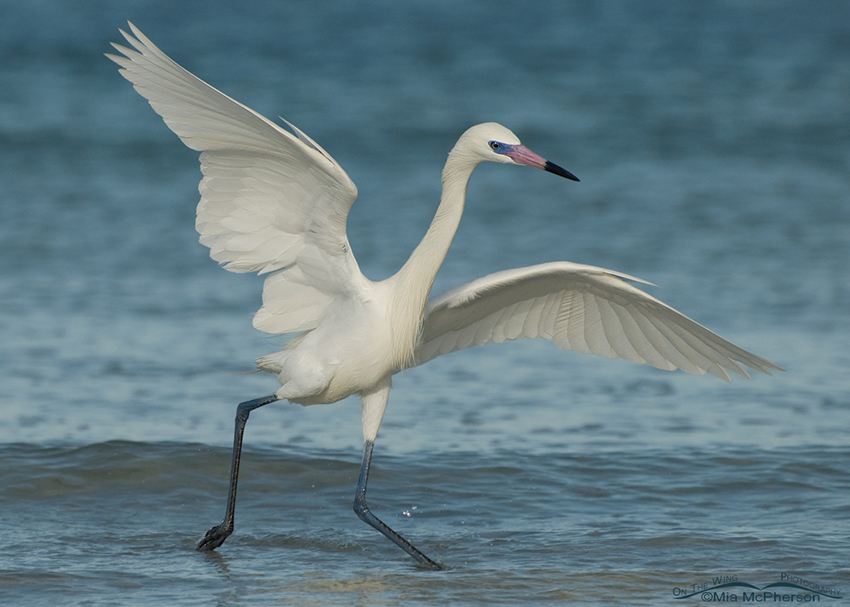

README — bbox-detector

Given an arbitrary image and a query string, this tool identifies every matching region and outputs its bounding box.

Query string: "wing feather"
[414,262,782,381]
[108,23,362,335]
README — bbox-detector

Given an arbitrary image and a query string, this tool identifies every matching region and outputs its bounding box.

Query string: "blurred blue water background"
[1,1,848,605]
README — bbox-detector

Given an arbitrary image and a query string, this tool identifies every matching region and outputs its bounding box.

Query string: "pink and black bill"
[489,140,579,182]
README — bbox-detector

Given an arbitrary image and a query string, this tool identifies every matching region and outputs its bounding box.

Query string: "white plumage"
[108,23,781,569]
[416,261,778,381]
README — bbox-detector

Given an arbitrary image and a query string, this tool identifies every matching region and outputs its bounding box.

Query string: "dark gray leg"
[197,393,279,551]
[353,440,443,570]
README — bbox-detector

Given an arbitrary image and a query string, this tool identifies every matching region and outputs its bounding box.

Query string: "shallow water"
[1,442,847,605]
[1,0,849,605]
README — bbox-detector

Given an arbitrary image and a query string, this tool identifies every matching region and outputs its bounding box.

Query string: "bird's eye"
[489,141,501,151]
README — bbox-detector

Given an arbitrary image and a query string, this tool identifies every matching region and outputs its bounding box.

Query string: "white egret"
[108,23,781,569]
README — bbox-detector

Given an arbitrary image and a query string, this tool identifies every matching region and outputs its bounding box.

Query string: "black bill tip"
[544,160,579,182]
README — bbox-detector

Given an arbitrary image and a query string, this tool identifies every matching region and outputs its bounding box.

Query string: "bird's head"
[457,122,579,181]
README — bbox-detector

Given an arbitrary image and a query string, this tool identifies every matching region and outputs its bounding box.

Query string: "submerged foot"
[197,522,232,551]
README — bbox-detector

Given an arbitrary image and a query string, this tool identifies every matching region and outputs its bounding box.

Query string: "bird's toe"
[197,523,231,551]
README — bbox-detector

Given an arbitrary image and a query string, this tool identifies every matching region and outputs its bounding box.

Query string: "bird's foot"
[197,522,232,551]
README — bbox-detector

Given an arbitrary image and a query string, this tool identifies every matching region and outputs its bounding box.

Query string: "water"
[1,0,848,604]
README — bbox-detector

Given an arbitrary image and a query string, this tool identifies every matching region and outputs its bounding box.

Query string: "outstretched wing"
[415,262,782,381]
[107,23,363,334]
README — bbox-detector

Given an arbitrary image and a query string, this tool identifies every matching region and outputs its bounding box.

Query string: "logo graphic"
[673,573,842,602]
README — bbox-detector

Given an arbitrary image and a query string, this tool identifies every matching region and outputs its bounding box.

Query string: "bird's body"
[258,281,400,407]
[255,122,540,412]
[108,23,781,569]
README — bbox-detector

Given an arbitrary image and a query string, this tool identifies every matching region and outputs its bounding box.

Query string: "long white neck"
[386,145,481,367]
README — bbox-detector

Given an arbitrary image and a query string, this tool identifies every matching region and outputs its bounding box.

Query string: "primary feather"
[415,262,782,381]
[109,23,361,335]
